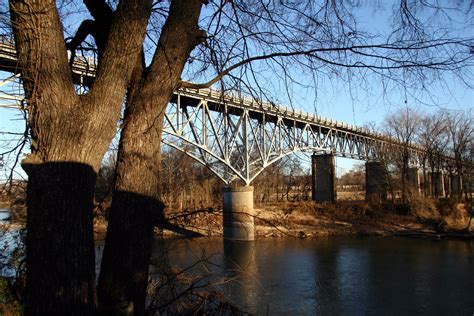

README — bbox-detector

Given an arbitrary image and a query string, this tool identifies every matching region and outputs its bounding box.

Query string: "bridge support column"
[407,167,421,196]
[421,168,431,196]
[450,174,462,197]
[311,153,336,203]
[223,186,254,241]
[444,174,451,197]
[430,172,445,198]
[365,161,389,201]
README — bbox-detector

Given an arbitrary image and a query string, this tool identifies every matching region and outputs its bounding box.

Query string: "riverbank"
[3,196,472,239]
[92,199,473,239]
[253,200,473,239]
[1,199,472,315]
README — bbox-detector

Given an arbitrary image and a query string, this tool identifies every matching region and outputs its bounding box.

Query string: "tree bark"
[9,0,152,314]
[24,163,98,315]
[97,1,204,314]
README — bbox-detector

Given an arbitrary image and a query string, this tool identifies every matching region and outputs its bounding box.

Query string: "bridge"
[0,36,449,181]
[0,37,468,240]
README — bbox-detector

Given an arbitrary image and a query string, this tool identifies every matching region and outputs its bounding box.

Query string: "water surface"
[2,216,473,315]
[0,208,10,221]
[152,236,474,315]
[0,209,21,277]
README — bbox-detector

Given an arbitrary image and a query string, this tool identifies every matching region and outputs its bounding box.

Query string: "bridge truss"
[163,88,429,184]
[0,37,458,185]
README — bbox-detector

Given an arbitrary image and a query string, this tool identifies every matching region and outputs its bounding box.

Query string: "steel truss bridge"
[0,36,459,184]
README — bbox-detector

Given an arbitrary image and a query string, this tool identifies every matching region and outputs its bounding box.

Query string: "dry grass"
[90,196,473,239]
[254,197,473,238]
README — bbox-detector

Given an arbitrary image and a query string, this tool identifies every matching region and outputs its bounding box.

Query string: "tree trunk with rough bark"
[97,1,204,314]
[9,0,152,314]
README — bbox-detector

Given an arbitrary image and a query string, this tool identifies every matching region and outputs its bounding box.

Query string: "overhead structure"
[0,35,462,186]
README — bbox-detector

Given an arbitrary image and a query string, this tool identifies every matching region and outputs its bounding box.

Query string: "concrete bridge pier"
[444,174,451,197]
[365,161,389,201]
[421,169,431,196]
[450,174,462,197]
[223,186,254,241]
[430,172,445,197]
[311,153,336,203]
[407,167,421,195]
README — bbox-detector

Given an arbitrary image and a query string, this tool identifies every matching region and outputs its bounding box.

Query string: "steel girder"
[0,74,23,109]
[162,89,433,185]
[0,38,461,184]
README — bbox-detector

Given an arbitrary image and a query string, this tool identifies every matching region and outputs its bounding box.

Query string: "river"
[0,208,10,221]
[147,236,474,315]
[2,210,474,314]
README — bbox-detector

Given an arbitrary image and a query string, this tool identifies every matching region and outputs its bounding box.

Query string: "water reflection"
[224,240,254,270]
[154,237,474,315]
[309,243,372,315]
[223,240,258,311]
[5,230,471,314]
[0,209,11,221]
[0,210,22,278]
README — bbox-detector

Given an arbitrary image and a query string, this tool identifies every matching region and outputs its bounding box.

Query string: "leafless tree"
[418,111,450,197]
[4,0,474,314]
[383,106,422,201]
[159,145,221,212]
[9,0,152,313]
[445,110,473,198]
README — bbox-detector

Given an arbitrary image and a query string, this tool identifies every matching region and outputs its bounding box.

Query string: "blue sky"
[0,1,473,181]
[1,65,471,180]
[0,72,26,181]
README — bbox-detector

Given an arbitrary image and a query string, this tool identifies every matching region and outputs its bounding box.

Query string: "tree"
[96,2,205,313]
[5,0,474,314]
[446,111,473,197]
[418,111,449,197]
[159,145,221,211]
[383,107,422,201]
[8,0,152,313]
[339,167,365,188]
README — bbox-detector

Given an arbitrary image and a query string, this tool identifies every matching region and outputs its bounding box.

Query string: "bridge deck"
[173,86,424,152]
[0,36,461,184]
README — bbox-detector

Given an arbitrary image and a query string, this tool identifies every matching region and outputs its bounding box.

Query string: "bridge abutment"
[365,161,389,201]
[311,153,336,203]
[222,186,254,241]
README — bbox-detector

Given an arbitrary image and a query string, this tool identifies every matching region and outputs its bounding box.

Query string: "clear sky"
[0,73,27,181]
[0,1,473,182]
[1,69,471,181]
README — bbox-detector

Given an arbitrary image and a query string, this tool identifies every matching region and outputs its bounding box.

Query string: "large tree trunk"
[10,0,152,314]
[97,1,204,314]
[25,162,98,314]
[97,98,166,315]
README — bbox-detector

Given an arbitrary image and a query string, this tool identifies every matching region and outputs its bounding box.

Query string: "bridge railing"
[0,36,16,59]
[0,37,421,144]
[0,36,462,167]
[178,83,372,134]
[177,84,430,156]
[66,51,97,72]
